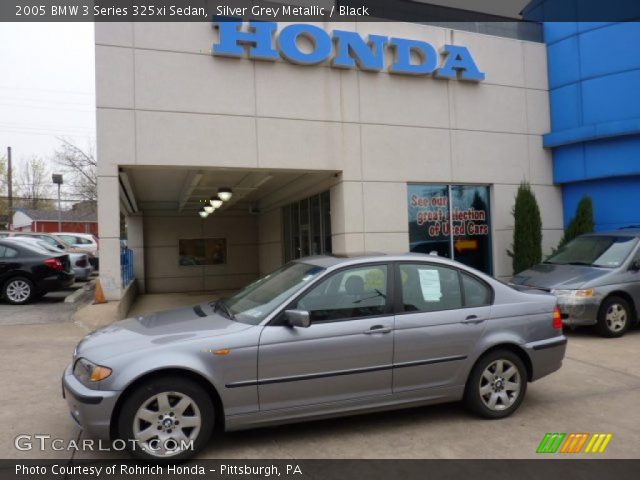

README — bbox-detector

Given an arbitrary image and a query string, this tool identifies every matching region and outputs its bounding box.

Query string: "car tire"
[596,296,631,338]
[464,350,527,419]
[117,376,215,460]
[2,277,35,305]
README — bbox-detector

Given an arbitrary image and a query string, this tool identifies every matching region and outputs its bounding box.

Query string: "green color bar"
[549,433,566,453]
[536,433,553,453]
[537,433,566,454]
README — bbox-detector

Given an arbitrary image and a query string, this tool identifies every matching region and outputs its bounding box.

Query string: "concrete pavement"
[1,305,639,460]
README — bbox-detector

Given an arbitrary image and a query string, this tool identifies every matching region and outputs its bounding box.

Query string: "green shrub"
[508,182,542,274]
[558,196,594,249]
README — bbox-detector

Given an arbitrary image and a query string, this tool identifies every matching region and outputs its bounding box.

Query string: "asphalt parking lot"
[0,280,94,326]
[1,309,639,460]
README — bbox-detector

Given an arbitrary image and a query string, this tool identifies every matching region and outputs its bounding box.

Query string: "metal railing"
[120,247,134,287]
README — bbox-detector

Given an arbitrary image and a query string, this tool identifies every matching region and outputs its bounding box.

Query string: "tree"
[508,182,542,275]
[558,196,594,249]
[53,137,97,201]
[17,156,52,209]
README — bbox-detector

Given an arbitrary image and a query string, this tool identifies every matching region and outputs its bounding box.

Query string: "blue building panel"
[582,69,640,125]
[546,34,581,89]
[549,83,582,131]
[562,176,640,231]
[542,20,640,229]
[579,22,640,79]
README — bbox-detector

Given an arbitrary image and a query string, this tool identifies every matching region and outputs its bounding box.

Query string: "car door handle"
[364,325,392,334]
[462,315,485,325]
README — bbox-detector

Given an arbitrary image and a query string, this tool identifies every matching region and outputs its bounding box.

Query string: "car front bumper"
[555,296,600,327]
[524,336,568,381]
[62,364,120,441]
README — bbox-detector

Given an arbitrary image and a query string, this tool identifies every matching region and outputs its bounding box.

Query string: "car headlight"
[73,358,112,382]
[552,288,595,298]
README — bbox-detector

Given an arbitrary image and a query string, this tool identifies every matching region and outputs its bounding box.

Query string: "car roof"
[295,252,476,270]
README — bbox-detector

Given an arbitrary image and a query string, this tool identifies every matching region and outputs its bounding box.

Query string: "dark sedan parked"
[0,239,75,304]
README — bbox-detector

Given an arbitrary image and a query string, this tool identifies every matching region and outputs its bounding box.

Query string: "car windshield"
[545,235,638,268]
[217,262,325,325]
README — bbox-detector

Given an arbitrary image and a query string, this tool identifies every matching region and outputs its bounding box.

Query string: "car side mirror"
[630,259,640,272]
[284,309,311,328]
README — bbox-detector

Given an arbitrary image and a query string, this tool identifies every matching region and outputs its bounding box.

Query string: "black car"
[0,239,75,305]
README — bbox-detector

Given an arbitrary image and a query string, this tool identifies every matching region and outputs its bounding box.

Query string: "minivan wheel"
[464,350,527,419]
[3,277,35,305]
[117,376,215,460]
[596,296,631,338]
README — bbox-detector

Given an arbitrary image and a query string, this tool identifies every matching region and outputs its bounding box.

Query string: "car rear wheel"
[596,296,631,338]
[464,350,527,419]
[117,376,215,460]
[3,277,35,305]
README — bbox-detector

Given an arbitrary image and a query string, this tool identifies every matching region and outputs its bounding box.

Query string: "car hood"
[75,303,252,362]
[511,263,611,290]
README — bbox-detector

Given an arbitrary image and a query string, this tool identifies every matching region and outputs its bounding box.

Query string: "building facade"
[542,22,640,231]
[95,20,561,301]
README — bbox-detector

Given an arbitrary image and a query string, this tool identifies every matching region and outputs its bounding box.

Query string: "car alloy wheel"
[5,279,32,304]
[478,359,522,411]
[597,296,631,338]
[605,303,627,333]
[132,391,202,458]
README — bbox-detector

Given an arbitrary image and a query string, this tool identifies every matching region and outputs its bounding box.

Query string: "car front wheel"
[3,277,35,305]
[117,376,215,460]
[596,296,631,338]
[464,350,527,419]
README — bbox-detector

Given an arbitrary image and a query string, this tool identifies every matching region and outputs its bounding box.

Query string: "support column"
[126,213,146,293]
[97,175,122,301]
[330,181,365,255]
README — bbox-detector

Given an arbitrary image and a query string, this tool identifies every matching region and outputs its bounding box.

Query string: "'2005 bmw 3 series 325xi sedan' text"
[63,254,567,460]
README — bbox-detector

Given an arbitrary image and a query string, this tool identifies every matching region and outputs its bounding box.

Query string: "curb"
[64,279,96,304]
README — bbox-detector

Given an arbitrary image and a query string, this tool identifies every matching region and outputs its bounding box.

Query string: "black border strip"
[225,355,466,388]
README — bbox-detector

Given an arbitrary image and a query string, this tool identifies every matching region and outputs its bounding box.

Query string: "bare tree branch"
[53,137,97,201]
[17,156,52,209]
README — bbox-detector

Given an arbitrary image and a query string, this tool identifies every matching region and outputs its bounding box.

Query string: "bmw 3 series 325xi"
[63,254,566,460]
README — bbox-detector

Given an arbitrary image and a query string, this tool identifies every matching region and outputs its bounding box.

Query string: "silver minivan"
[511,228,640,337]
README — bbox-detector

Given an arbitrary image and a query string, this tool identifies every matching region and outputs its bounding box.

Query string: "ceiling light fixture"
[218,188,233,202]
[204,204,214,214]
[198,208,208,218]
[210,195,223,208]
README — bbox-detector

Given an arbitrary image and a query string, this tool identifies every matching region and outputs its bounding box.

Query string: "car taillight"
[553,306,563,330]
[44,258,64,271]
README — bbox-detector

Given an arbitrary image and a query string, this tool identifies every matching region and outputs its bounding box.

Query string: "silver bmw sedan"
[63,254,566,460]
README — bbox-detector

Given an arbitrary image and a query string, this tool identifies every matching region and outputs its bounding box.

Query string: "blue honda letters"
[213,20,485,82]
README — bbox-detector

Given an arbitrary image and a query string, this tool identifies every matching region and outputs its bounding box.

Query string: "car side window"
[294,265,388,322]
[1,247,18,258]
[399,264,462,313]
[461,273,491,307]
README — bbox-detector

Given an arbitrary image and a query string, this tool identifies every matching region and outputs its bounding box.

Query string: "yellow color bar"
[598,434,613,453]
[585,433,613,453]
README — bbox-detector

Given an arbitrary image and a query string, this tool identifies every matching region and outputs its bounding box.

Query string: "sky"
[0,22,96,175]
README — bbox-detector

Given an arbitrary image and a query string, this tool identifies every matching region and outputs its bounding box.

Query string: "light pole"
[52,174,63,231]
